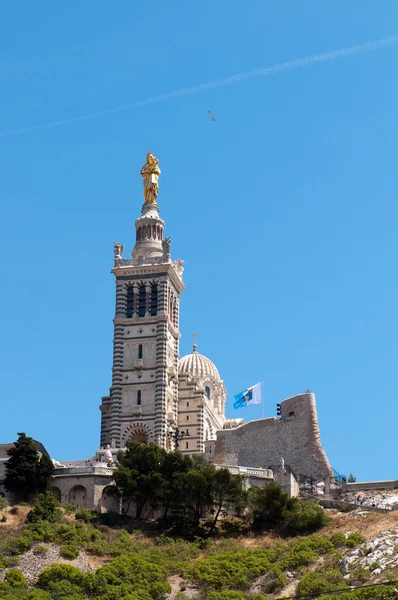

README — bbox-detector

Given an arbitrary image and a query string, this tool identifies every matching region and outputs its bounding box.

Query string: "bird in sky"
[208,111,215,121]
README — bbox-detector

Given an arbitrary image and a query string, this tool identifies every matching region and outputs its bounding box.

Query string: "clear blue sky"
[0,2,397,480]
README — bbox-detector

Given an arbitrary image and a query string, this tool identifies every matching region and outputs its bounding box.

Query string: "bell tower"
[100,153,185,449]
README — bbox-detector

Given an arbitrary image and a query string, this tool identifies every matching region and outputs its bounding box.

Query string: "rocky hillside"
[1,500,398,599]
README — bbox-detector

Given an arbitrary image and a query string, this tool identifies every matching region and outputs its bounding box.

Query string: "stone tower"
[100,154,185,449]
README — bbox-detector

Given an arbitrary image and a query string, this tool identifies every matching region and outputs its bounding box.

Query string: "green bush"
[85,541,108,556]
[75,508,95,522]
[349,566,370,584]
[26,492,61,524]
[4,568,27,588]
[59,544,80,559]
[33,545,49,555]
[297,568,347,595]
[9,506,18,515]
[63,502,77,514]
[93,554,171,598]
[208,593,245,600]
[38,563,90,590]
[281,500,331,536]
[187,548,277,591]
[7,532,34,555]
[330,532,347,548]
[1,515,7,523]
[345,532,366,548]
[0,497,8,510]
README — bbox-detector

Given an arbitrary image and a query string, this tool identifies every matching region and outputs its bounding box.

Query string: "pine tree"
[4,433,54,500]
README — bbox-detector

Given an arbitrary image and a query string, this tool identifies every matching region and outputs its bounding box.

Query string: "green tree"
[4,433,53,501]
[36,454,54,494]
[114,441,167,518]
[348,473,356,483]
[208,468,245,534]
[248,481,293,529]
[26,492,61,524]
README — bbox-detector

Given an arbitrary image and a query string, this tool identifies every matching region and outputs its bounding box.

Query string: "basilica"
[1,153,334,510]
[99,152,230,454]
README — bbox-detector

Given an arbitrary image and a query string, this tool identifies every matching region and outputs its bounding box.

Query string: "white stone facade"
[100,200,185,450]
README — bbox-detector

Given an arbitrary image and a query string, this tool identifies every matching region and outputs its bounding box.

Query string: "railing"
[216,464,273,479]
[53,466,114,476]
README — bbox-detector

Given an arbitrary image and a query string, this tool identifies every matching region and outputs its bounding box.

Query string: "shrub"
[26,492,61,524]
[63,503,77,514]
[93,554,171,598]
[7,532,34,555]
[4,568,27,588]
[349,566,370,584]
[263,566,286,593]
[1,515,7,523]
[33,545,49,555]
[75,508,95,522]
[9,506,18,515]
[297,569,347,595]
[281,500,331,536]
[38,563,89,589]
[330,532,346,548]
[187,549,276,591]
[345,532,366,548]
[0,497,8,510]
[59,544,80,559]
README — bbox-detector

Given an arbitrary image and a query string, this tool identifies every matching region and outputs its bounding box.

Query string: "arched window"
[150,284,158,316]
[126,287,134,318]
[138,344,143,359]
[138,286,146,317]
[205,386,211,399]
[137,390,142,406]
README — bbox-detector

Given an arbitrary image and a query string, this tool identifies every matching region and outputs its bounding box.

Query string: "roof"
[178,349,221,381]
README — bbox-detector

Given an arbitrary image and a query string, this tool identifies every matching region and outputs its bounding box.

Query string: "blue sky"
[0,2,397,480]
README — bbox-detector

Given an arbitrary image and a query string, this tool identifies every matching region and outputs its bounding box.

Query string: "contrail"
[1,33,397,138]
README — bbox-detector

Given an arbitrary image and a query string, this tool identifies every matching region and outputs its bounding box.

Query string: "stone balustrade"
[53,466,114,476]
[215,464,273,479]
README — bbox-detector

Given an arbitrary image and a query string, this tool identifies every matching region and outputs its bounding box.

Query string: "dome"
[178,348,221,381]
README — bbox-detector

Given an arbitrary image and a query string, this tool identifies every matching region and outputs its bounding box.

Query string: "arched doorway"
[122,423,153,446]
[130,430,148,444]
[101,486,120,513]
[50,486,61,502]
[68,485,87,508]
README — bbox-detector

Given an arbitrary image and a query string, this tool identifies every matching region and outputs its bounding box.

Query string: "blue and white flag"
[233,382,262,409]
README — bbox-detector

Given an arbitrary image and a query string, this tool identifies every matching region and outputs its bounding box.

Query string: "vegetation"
[26,493,61,524]
[0,495,389,600]
[0,442,391,600]
[248,480,331,536]
[4,433,54,501]
[114,441,245,532]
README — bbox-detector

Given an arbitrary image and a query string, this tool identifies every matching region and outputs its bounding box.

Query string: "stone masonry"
[206,392,333,479]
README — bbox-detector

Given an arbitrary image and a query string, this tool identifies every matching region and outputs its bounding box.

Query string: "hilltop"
[1,497,398,599]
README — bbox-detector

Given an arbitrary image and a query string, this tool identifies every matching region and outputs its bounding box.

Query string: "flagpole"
[261,375,264,418]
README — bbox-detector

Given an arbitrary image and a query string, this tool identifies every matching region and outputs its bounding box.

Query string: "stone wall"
[50,473,115,512]
[213,392,333,479]
[342,480,398,492]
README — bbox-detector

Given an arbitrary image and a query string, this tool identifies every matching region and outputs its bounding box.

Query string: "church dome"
[178,347,221,381]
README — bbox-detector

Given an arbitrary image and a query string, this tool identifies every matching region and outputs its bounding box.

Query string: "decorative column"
[145,284,151,317]
[132,283,138,318]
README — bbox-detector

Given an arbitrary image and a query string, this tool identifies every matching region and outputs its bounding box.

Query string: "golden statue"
[140,152,161,204]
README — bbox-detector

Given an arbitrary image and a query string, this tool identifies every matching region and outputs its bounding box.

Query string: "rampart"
[210,392,333,478]
[342,480,398,492]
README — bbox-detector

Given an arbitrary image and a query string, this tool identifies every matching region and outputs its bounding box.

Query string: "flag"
[233,382,262,409]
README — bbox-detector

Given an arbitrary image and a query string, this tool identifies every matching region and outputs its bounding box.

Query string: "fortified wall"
[207,392,333,479]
